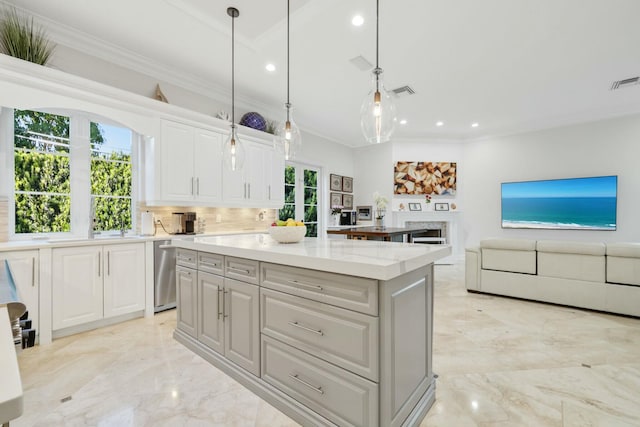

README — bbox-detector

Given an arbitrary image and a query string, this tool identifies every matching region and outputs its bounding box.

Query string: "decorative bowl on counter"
[269,225,306,243]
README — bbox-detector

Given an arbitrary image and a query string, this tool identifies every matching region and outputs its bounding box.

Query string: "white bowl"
[269,225,307,243]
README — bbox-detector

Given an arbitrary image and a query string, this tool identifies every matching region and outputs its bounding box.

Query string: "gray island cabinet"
[172,234,451,427]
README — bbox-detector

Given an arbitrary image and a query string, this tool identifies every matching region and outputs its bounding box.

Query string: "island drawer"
[260,288,378,381]
[260,263,378,315]
[198,252,224,275]
[262,335,378,427]
[176,249,197,269]
[225,256,259,285]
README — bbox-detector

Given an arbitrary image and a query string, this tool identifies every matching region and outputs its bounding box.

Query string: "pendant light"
[275,0,301,160]
[360,0,396,144]
[223,7,245,171]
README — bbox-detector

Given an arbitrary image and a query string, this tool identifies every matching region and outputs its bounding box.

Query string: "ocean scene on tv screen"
[501,176,617,230]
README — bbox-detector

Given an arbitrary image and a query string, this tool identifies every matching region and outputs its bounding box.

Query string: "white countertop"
[173,234,451,281]
[0,307,23,424]
[0,230,267,252]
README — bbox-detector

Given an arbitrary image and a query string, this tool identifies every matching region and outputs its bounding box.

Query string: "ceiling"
[4,0,640,147]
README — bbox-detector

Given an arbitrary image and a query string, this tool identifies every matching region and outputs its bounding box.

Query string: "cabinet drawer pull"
[31,257,35,287]
[228,266,251,275]
[98,252,101,277]
[107,251,110,276]
[287,280,322,291]
[217,288,223,320]
[196,177,200,195]
[289,373,324,395]
[177,256,193,263]
[288,321,324,336]
[200,261,219,268]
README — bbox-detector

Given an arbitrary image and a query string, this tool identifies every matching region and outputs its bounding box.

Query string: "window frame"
[281,160,323,237]
[3,107,138,240]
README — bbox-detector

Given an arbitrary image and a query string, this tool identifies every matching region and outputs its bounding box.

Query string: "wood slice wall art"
[394,162,457,195]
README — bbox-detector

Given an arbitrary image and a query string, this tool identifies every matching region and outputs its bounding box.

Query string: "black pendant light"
[222,6,245,171]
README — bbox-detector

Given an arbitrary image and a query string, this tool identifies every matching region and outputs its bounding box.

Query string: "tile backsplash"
[136,203,278,236]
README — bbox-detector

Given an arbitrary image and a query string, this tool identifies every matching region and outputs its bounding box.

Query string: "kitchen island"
[172,234,450,427]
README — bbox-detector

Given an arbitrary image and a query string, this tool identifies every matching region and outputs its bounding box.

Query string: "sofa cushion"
[606,243,640,258]
[606,243,640,286]
[481,238,536,251]
[537,240,605,282]
[536,240,606,256]
[480,239,536,274]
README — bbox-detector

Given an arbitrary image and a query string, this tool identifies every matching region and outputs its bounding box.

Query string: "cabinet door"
[265,148,285,207]
[224,278,260,376]
[1,250,39,333]
[52,246,103,330]
[176,265,197,338]
[221,158,247,204]
[197,271,224,353]
[244,142,267,203]
[161,120,195,202]
[103,243,145,318]
[193,129,223,203]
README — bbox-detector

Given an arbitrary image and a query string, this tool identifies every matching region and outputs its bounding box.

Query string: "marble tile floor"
[13,263,640,426]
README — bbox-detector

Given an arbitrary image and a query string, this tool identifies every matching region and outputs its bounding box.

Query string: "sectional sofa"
[465,239,640,317]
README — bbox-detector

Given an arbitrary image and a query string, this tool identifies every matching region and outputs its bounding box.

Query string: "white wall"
[353,143,393,213]
[462,113,640,246]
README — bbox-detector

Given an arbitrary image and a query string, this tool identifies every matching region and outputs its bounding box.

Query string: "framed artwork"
[330,174,342,191]
[342,194,353,209]
[394,161,457,195]
[330,192,343,207]
[342,176,353,193]
[408,203,422,211]
[434,202,450,211]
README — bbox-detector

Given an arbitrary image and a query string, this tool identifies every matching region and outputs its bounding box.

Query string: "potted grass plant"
[0,7,55,65]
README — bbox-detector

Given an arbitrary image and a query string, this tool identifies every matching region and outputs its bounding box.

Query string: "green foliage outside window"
[13,109,132,234]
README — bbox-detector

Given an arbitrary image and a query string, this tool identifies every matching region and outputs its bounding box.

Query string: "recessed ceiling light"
[471,122,479,128]
[436,121,444,127]
[352,15,364,26]
[400,119,407,125]
[265,63,276,72]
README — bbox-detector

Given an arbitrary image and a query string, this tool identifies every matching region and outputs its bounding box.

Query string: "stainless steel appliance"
[340,210,357,225]
[154,240,176,312]
[171,212,197,235]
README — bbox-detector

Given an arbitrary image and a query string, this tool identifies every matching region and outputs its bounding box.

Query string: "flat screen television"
[501,175,617,230]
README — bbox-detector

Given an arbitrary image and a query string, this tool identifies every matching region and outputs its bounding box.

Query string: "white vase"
[375,217,385,228]
[332,214,340,226]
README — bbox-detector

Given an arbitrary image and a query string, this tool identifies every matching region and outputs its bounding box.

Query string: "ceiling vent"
[610,77,639,90]
[391,85,416,97]
[349,55,374,72]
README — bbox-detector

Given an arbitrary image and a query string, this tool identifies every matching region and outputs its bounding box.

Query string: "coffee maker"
[172,212,197,234]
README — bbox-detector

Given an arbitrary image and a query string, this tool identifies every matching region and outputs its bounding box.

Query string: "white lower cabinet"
[52,243,145,331]
[0,250,40,334]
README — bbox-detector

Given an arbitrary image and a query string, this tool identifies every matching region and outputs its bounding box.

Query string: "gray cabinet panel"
[262,335,378,427]
[261,262,378,315]
[198,271,224,353]
[198,252,224,275]
[224,277,260,376]
[176,265,197,338]
[261,288,378,382]
[225,256,259,285]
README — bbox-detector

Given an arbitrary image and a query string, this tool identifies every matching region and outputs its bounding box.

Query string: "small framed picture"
[342,194,353,209]
[408,203,422,211]
[356,205,372,220]
[330,192,343,207]
[342,176,353,193]
[330,174,342,191]
[434,202,450,211]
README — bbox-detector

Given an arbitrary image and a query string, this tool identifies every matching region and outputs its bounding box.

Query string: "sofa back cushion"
[537,240,605,282]
[480,238,537,274]
[606,243,640,286]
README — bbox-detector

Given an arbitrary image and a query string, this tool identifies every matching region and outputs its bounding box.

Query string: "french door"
[280,162,320,237]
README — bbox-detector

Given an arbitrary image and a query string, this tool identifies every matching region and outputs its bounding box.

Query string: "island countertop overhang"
[171,234,451,280]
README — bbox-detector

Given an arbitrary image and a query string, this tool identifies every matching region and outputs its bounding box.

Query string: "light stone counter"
[173,234,451,280]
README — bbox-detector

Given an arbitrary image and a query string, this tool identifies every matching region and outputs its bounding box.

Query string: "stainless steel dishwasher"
[154,240,176,313]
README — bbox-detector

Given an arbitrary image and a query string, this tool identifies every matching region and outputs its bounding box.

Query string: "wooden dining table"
[326,226,434,242]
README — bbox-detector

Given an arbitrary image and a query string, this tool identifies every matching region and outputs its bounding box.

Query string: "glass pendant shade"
[222,124,245,171]
[360,69,397,144]
[275,104,302,161]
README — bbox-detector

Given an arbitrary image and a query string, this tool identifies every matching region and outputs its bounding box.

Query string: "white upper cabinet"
[159,120,223,204]
[145,120,284,208]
